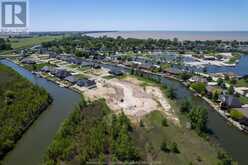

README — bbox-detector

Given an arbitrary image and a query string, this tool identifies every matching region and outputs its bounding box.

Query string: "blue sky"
[29,0,248,31]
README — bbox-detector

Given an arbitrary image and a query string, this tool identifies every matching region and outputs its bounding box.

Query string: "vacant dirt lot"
[83,76,180,125]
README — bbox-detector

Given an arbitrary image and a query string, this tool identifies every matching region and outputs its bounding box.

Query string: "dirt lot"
[83,76,180,125]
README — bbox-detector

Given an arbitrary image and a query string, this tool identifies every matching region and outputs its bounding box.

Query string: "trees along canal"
[0,64,52,159]
[43,98,140,164]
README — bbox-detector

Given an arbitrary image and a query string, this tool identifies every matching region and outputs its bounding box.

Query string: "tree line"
[42,35,248,56]
[43,98,140,165]
[0,64,52,159]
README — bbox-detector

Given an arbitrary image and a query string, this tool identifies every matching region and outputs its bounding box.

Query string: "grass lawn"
[9,36,63,49]
[239,95,248,105]
[236,79,248,87]
[23,63,56,72]
[67,64,78,69]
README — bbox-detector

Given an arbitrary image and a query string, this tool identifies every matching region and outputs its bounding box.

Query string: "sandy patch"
[83,77,180,125]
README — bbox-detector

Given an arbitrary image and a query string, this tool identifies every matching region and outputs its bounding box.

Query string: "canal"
[0,60,81,165]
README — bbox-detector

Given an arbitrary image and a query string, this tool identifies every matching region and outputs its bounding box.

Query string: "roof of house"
[21,59,36,64]
[109,69,124,76]
[65,76,78,83]
[77,79,96,87]
[189,76,208,83]
[220,95,242,108]
[53,69,71,79]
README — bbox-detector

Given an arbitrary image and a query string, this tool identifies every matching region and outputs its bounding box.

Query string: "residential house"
[65,76,78,84]
[21,59,36,65]
[76,79,96,89]
[189,76,208,83]
[40,66,54,73]
[109,69,124,76]
[219,95,242,109]
[52,69,71,79]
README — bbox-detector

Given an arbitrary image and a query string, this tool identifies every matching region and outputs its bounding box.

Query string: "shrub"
[191,82,206,95]
[170,142,180,153]
[188,107,208,133]
[162,118,168,127]
[180,99,192,113]
[230,110,245,121]
[165,87,176,99]
[160,140,170,153]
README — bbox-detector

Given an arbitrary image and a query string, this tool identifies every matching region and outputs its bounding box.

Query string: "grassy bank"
[0,64,52,160]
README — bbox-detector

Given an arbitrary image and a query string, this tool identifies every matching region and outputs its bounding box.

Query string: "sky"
[29,0,248,31]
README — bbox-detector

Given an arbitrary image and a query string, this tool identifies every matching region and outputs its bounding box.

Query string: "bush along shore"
[43,98,140,165]
[0,64,52,160]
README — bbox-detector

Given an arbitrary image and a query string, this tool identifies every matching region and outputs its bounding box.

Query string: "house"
[204,55,216,60]
[81,61,92,68]
[164,68,183,75]
[92,64,101,69]
[219,95,242,109]
[76,79,96,88]
[21,59,36,65]
[67,57,82,65]
[49,53,58,59]
[189,76,208,83]
[64,76,78,84]
[109,69,124,76]
[53,69,71,79]
[40,66,54,72]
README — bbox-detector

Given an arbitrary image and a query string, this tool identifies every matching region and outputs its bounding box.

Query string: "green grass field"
[0,35,63,55]
[10,35,63,49]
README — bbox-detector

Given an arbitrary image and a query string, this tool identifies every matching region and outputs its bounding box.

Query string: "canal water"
[102,63,248,165]
[207,55,248,77]
[1,59,248,165]
[0,60,81,165]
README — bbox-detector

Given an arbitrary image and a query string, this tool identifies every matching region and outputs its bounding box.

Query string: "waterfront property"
[220,95,242,109]
[64,75,78,84]
[76,79,96,88]
[52,69,71,79]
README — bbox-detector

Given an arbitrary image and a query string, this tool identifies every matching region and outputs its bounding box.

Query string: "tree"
[213,91,219,102]
[217,78,224,86]
[160,140,170,152]
[139,120,144,127]
[170,142,180,153]
[75,50,83,57]
[162,118,168,127]
[228,85,234,95]
[180,73,192,81]
[180,99,192,113]
[188,107,208,133]
[191,83,206,95]
[166,87,176,99]
[217,151,233,165]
